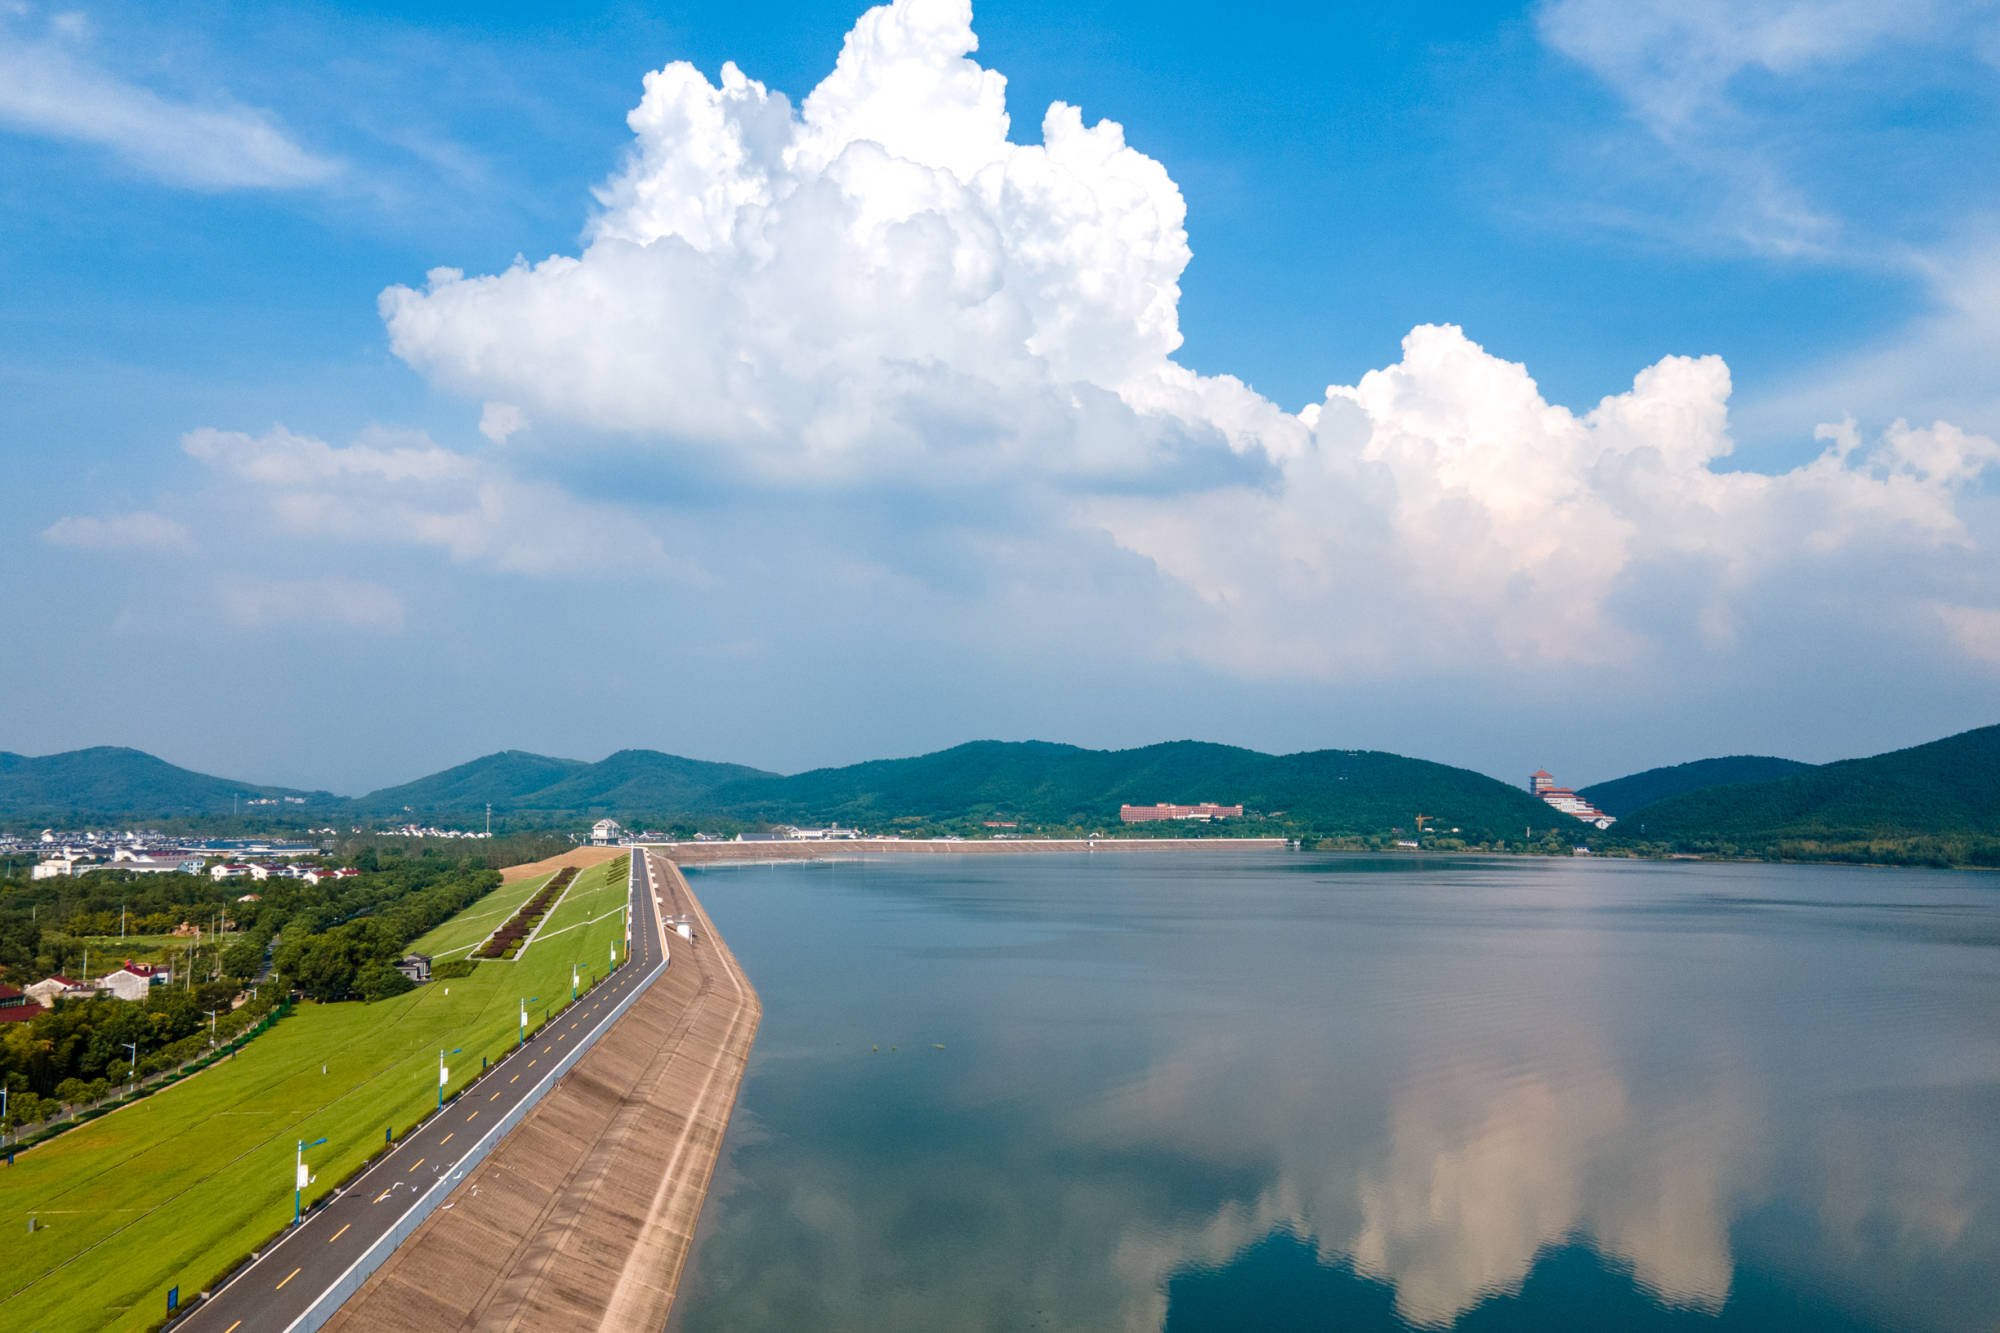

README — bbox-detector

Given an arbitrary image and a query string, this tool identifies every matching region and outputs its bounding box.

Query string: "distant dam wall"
[658,836,1290,864]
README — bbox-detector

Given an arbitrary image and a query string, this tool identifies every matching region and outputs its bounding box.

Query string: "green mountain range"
[357,749,773,817]
[0,747,333,821]
[693,739,1554,834]
[1578,756,1815,818]
[1621,724,2000,846]
[6,724,1997,857]
[1,740,1551,838]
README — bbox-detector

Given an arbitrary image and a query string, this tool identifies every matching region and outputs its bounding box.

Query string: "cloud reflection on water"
[674,857,2000,1332]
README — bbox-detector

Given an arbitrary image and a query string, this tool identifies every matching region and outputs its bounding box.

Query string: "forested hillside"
[1579,755,1815,817]
[698,739,1557,838]
[0,747,330,820]
[4,740,1558,840]
[1625,724,2000,857]
[351,748,773,817]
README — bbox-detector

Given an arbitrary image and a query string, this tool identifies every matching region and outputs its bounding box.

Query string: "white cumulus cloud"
[364,0,2000,686]
[478,401,528,443]
[57,0,1970,710]
[380,0,1201,482]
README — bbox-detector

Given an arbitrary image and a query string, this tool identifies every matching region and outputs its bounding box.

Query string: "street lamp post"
[121,1041,138,1088]
[438,1047,461,1108]
[519,997,539,1049]
[204,1009,220,1050]
[572,967,579,1002]
[295,1136,327,1224]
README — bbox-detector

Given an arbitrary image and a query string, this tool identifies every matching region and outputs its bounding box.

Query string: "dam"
[318,849,759,1332]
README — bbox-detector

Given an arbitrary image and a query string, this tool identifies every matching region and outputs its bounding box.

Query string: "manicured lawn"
[0,856,632,1333]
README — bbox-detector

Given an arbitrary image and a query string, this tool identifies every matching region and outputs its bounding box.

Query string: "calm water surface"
[668,853,2000,1331]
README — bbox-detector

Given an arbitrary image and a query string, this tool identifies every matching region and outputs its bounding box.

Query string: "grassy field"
[0,855,632,1333]
[49,932,215,976]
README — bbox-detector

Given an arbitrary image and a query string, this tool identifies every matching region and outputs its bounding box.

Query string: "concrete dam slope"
[319,849,759,1333]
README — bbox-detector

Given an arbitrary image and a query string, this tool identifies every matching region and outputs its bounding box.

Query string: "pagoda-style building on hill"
[1529,770,1615,830]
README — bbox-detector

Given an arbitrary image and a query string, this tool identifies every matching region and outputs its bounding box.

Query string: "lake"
[667,852,2000,1331]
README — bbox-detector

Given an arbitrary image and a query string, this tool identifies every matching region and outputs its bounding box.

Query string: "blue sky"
[4,0,1998,795]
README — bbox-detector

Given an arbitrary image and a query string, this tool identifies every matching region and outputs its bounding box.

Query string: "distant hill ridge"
[0,739,1553,836]
[8,725,1998,848]
[1578,755,1816,818]
[0,747,331,820]
[1622,723,2000,844]
[688,739,1554,833]
[356,748,774,816]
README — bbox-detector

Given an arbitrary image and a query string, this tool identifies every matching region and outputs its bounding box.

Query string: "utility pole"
[438,1047,460,1108]
[295,1136,326,1224]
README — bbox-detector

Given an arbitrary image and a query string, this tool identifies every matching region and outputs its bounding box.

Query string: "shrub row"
[475,867,576,959]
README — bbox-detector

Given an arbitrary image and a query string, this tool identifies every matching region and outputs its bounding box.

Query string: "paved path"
[171,853,666,1333]
[313,848,759,1333]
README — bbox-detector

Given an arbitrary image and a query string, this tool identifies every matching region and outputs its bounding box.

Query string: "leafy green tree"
[357,962,414,1002]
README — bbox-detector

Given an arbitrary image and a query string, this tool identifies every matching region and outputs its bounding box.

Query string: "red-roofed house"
[102,960,165,1002]
[0,984,36,1022]
[24,975,95,1007]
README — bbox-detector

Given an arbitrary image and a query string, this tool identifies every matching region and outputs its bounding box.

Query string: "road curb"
[278,856,668,1333]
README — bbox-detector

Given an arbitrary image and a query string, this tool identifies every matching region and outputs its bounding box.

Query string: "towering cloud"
[371,0,1998,686]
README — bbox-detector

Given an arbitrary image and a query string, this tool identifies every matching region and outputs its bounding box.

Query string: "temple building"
[1529,770,1615,830]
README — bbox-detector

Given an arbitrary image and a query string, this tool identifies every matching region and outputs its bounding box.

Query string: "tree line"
[0,846,505,1128]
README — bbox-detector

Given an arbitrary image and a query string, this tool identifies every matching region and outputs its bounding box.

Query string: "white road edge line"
[273,853,665,1333]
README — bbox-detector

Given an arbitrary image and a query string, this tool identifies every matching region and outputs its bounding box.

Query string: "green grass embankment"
[0,855,634,1333]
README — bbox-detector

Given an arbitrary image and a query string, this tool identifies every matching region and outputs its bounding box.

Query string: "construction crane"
[1414,814,1434,835]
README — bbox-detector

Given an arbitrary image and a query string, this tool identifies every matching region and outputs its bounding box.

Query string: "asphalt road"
[173,852,669,1333]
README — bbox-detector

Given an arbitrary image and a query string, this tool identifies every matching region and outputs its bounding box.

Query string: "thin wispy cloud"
[217,574,405,632]
[0,8,339,190]
[183,424,681,579]
[41,510,194,553]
